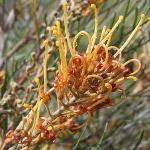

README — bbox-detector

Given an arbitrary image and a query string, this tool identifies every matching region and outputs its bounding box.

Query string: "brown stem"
[6,30,34,60]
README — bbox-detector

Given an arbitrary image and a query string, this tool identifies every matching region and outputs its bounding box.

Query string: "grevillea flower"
[5,0,144,148]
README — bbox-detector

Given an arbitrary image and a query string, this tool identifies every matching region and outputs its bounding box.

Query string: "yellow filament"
[73,31,92,54]
[100,45,109,71]
[57,62,62,75]
[106,32,112,46]
[55,41,60,47]
[43,39,48,92]
[108,46,122,61]
[123,59,141,75]
[57,98,61,110]
[91,4,98,51]
[127,76,138,81]
[33,77,43,131]
[23,103,33,109]
[16,102,39,130]
[23,103,37,132]
[61,111,76,116]
[108,46,120,51]
[115,75,138,85]
[100,26,106,42]
[52,30,58,35]
[62,35,68,58]
[101,16,124,44]
[52,25,58,35]
[34,77,41,95]
[105,83,112,91]
[63,0,73,54]
[52,25,57,31]
[114,14,145,58]
[115,77,125,85]
[56,21,68,82]
[104,83,112,98]
[32,99,43,131]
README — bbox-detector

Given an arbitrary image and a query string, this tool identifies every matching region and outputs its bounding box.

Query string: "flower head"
[53,1,144,111]
[5,0,144,148]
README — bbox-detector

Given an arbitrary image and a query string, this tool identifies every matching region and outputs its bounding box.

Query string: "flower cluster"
[5,0,144,148]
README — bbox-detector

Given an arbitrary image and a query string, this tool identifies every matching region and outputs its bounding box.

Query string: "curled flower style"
[5,0,144,148]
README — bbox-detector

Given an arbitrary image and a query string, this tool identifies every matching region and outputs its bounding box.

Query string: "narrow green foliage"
[132,131,144,150]
[95,122,108,150]
[73,124,88,150]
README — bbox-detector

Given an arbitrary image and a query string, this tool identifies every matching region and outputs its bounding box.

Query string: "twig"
[31,0,40,51]
[5,30,34,60]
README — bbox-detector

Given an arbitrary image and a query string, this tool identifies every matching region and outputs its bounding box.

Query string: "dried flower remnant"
[0,69,5,88]
[5,0,144,148]
[72,0,107,17]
